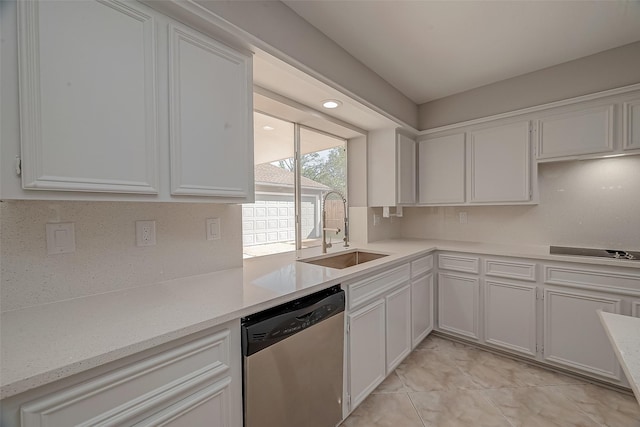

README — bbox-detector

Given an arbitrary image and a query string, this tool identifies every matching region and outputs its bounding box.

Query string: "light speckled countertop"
[2,238,640,399]
[598,311,640,406]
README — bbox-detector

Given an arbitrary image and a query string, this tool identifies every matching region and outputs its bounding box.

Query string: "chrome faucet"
[322,190,349,254]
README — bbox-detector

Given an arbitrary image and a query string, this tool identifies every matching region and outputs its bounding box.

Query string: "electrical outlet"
[373,214,381,227]
[206,218,221,241]
[136,220,156,246]
[459,212,468,224]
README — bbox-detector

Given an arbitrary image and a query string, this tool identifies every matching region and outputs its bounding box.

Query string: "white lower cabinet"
[345,263,414,414]
[543,288,622,380]
[347,298,386,411]
[435,253,640,387]
[385,284,412,373]
[483,279,537,357]
[16,321,241,427]
[411,273,434,348]
[437,272,480,340]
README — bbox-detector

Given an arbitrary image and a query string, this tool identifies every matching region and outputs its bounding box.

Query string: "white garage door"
[242,196,319,246]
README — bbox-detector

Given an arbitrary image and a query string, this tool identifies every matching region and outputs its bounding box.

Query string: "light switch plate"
[206,218,221,240]
[46,222,76,254]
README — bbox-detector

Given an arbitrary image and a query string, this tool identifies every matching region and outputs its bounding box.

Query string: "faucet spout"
[322,190,349,254]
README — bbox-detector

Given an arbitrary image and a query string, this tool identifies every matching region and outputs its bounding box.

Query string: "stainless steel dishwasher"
[241,285,345,427]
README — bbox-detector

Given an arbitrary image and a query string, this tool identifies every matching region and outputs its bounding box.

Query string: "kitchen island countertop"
[598,311,640,406]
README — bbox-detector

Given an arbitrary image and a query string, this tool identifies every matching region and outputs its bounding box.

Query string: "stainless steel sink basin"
[300,250,389,269]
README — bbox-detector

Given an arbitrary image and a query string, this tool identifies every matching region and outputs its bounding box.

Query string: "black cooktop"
[550,246,640,261]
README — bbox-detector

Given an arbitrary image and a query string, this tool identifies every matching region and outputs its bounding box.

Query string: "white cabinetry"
[468,121,532,203]
[484,279,537,357]
[438,272,480,340]
[410,255,434,348]
[17,321,242,427]
[17,0,159,194]
[385,285,412,373]
[417,134,465,204]
[483,258,537,357]
[168,24,252,198]
[417,121,534,206]
[368,129,416,207]
[6,0,253,202]
[543,288,622,380]
[623,98,640,151]
[346,299,386,411]
[435,251,640,386]
[345,264,411,413]
[536,104,615,160]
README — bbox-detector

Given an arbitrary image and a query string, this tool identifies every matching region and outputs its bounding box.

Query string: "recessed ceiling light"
[262,125,275,131]
[322,99,342,109]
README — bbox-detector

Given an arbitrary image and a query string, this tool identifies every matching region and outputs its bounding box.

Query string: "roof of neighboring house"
[255,163,331,190]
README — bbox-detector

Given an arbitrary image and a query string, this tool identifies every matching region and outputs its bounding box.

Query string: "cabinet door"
[623,99,640,151]
[438,272,480,340]
[411,273,434,348]
[468,121,531,203]
[169,24,252,198]
[484,280,537,357]
[537,105,614,159]
[385,284,412,373]
[396,134,416,204]
[135,377,232,427]
[20,328,235,427]
[348,299,386,410]
[543,288,622,380]
[418,134,465,204]
[18,0,159,194]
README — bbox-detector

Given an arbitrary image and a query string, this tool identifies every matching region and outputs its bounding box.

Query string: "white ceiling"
[283,0,640,104]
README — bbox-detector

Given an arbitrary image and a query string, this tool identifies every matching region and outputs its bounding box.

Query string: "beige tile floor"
[342,335,640,427]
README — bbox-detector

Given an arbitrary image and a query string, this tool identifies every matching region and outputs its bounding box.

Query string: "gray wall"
[194,0,418,129]
[418,41,640,130]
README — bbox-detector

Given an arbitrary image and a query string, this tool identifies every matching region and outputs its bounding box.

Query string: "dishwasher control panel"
[241,285,345,356]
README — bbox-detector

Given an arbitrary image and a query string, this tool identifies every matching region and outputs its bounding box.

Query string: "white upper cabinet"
[623,98,640,151]
[7,0,253,202]
[368,129,416,207]
[18,0,159,194]
[536,104,615,160]
[468,121,532,203]
[397,134,416,205]
[418,133,465,204]
[168,24,252,198]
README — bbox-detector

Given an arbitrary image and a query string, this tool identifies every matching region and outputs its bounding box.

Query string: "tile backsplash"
[0,201,242,312]
[401,156,640,249]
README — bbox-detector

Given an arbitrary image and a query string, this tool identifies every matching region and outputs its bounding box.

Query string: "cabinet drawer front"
[485,259,536,281]
[544,265,640,296]
[348,264,410,310]
[136,376,232,427]
[411,255,434,278]
[438,254,479,274]
[21,330,230,427]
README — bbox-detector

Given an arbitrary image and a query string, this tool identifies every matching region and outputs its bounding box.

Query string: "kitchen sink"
[300,250,389,269]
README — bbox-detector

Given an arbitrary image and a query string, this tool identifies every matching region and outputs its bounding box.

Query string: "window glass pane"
[299,127,347,249]
[243,113,295,258]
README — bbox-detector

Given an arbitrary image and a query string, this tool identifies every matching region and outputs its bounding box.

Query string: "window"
[243,112,347,258]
